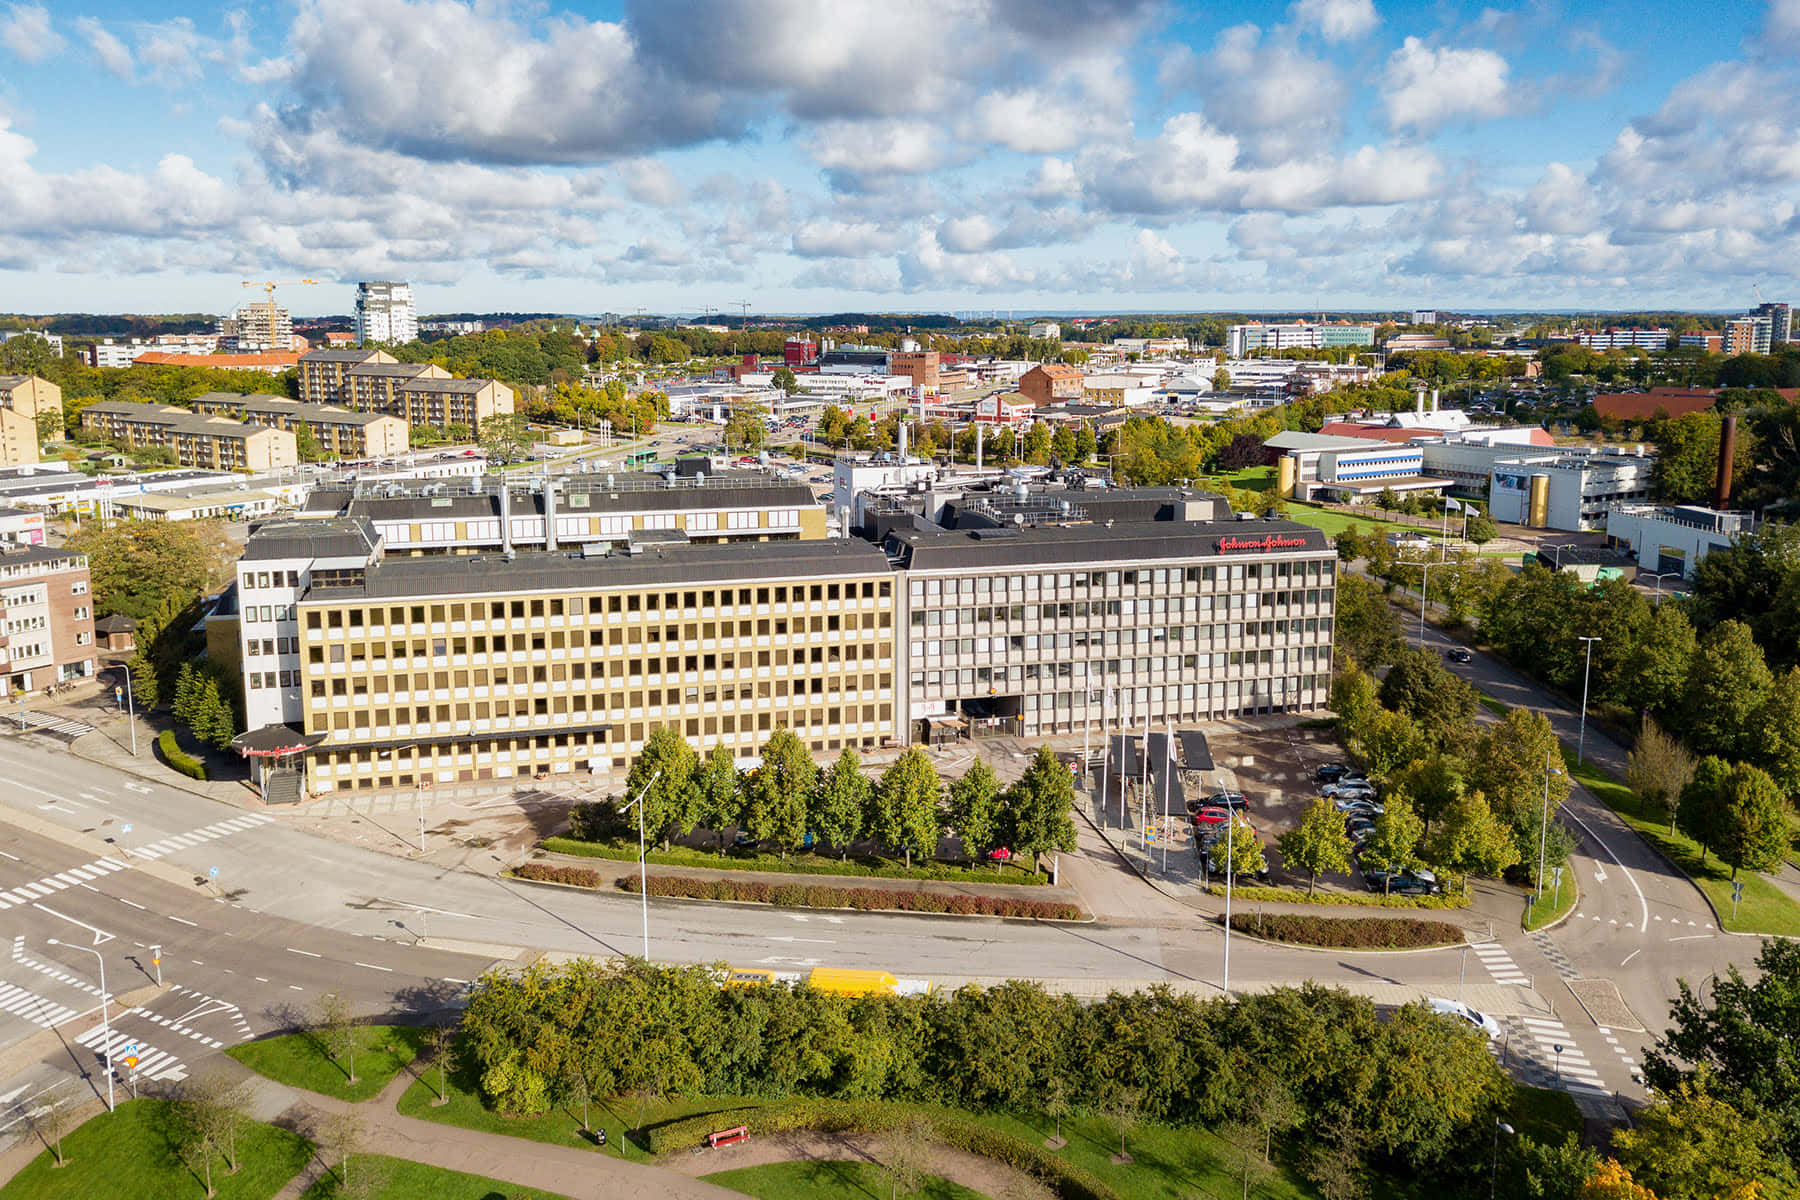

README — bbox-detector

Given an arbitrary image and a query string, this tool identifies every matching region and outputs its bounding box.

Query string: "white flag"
[1444,496,1463,511]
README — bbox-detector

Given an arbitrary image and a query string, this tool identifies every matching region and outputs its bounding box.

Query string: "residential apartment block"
[391,377,515,430]
[188,394,408,460]
[0,375,58,468]
[1574,328,1670,351]
[79,401,298,472]
[299,349,399,403]
[1227,322,1374,357]
[219,301,295,352]
[354,282,418,346]
[0,544,97,694]
[1016,364,1085,407]
[297,350,513,430]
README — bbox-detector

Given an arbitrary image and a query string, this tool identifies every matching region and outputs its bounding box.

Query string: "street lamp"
[1643,570,1681,596]
[123,667,136,758]
[1553,1043,1564,1089]
[1407,558,1434,648]
[1576,636,1601,765]
[1543,542,1578,570]
[48,939,112,1113]
[1490,1119,1515,1200]
[619,769,662,962]
[1536,751,1564,902]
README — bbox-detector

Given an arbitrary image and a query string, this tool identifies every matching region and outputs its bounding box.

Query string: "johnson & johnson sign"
[1216,533,1310,553]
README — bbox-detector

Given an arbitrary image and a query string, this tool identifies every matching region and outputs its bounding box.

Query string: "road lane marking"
[1668,934,1711,942]
[286,948,321,957]
[1621,949,1639,966]
[169,916,197,927]
[1559,803,1649,932]
[354,962,393,972]
[118,898,146,910]
[29,902,115,944]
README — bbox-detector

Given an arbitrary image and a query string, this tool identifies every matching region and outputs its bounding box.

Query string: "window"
[71,580,88,595]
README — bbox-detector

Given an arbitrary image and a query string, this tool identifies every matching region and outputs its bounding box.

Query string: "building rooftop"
[396,377,500,394]
[243,517,381,563]
[200,395,394,426]
[1264,431,1395,452]
[305,537,893,602]
[0,544,86,569]
[347,363,438,379]
[300,349,389,364]
[884,517,1330,571]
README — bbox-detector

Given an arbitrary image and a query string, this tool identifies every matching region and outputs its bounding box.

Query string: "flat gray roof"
[303,537,894,602]
[885,518,1332,571]
[243,517,381,562]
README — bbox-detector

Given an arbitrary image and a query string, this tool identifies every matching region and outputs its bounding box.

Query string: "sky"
[0,0,1795,319]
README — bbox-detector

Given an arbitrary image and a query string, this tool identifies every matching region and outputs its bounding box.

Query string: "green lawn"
[706,1160,986,1200]
[1563,755,1800,938]
[0,1098,312,1200]
[397,1073,649,1162]
[228,1025,433,1104]
[1278,502,1454,542]
[539,837,1047,886]
[298,1155,568,1200]
[1523,877,1579,931]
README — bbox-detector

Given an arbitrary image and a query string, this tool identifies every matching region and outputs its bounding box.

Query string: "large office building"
[229,469,1337,795]
[1226,321,1374,357]
[1574,328,1670,351]
[1604,503,1755,579]
[0,544,97,695]
[354,282,418,346]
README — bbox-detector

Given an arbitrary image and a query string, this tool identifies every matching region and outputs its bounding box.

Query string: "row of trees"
[1477,566,1800,795]
[575,730,1077,872]
[1626,720,1790,879]
[458,959,1549,1198]
[171,663,239,752]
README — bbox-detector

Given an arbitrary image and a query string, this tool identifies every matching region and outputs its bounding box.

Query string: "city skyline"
[1,0,1797,315]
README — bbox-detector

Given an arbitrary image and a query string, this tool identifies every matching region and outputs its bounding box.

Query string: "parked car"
[1205,850,1272,883]
[1337,799,1385,817]
[1444,647,1473,664]
[1323,781,1377,800]
[1315,762,1354,783]
[1427,997,1503,1040]
[1345,818,1377,842]
[1203,791,1250,812]
[1363,867,1440,895]
[1189,806,1231,826]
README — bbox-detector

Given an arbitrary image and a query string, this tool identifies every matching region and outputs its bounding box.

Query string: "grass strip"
[227,1026,431,1104]
[297,1154,569,1199]
[1522,876,1579,932]
[540,837,1046,886]
[1562,754,1800,938]
[704,1161,983,1200]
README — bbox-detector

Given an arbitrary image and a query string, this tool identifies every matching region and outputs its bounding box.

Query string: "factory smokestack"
[1716,415,1738,508]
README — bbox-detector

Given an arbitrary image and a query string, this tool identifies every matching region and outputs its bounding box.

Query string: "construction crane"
[240,278,319,303]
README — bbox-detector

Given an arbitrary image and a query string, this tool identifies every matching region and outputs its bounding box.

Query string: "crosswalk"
[126,985,254,1050]
[130,813,275,860]
[74,1024,187,1083]
[1514,1015,1608,1099]
[0,857,129,909]
[4,711,96,740]
[11,937,104,997]
[0,981,79,1029]
[1469,940,1530,987]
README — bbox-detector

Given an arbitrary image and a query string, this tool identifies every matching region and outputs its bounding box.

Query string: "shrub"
[620,873,1083,920]
[155,729,207,780]
[1212,884,1469,910]
[512,862,603,889]
[540,835,1048,885]
[1224,911,1464,950]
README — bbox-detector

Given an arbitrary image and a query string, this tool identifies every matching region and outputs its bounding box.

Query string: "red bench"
[707,1125,750,1149]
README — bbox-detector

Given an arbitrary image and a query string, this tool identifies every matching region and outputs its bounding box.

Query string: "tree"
[625,727,701,849]
[1212,367,1232,392]
[1277,797,1354,896]
[1334,574,1405,668]
[1613,1079,1795,1200]
[810,749,871,858]
[1717,762,1788,878]
[878,1115,935,1200]
[28,1092,74,1169]
[1625,716,1696,826]
[477,412,530,463]
[1464,510,1497,546]
[1682,621,1773,761]
[873,748,942,869]
[175,1073,254,1188]
[947,759,1002,862]
[1622,600,1697,719]
[1468,709,1569,845]
[428,1019,456,1107]
[313,990,359,1086]
[1215,814,1266,881]
[1355,707,1427,777]
[1650,411,1737,504]
[1329,663,1381,734]
[1043,1073,1071,1146]
[1004,746,1078,874]
[1577,1159,1660,1200]
[1756,667,1800,798]
[292,420,323,462]
[1361,799,1425,894]
[1644,940,1800,1167]
[128,652,159,708]
[724,404,768,453]
[742,729,814,855]
[1422,791,1519,894]
[1678,756,1733,865]
[66,519,233,622]
[1377,647,1478,748]
[696,745,742,851]
[35,406,64,444]
[1105,1086,1142,1161]
[772,366,800,395]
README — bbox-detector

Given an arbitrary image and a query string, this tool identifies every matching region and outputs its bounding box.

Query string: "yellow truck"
[723,966,934,997]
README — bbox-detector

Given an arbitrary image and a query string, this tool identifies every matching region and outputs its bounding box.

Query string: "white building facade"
[354,282,419,346]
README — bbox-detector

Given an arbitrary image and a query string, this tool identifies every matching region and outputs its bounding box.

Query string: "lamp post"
[620,769,661,962]
[1544,542,1577,570]
[1576,636,1601,765]
[123,668,136,758]
[1490,1119,1515,1200]
[1219,771,1234,996]
[1409,558,1434,648]
[1536,751,1563,902]
[48,939,112,1113]
[1643,570,1680,595]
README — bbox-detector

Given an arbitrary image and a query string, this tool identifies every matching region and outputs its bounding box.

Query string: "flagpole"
[1140,700,1150,856]
[1100,686,1111,828]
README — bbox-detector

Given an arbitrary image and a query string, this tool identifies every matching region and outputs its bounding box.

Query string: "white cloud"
[804,119,941,174]
[619,160,684,207]
[1,3,63,63]
[1381,38,1512,133]
[135,18,208,86]
[1200,24,1347,162]
[1290,0,1379,42]
[74,17,133,81]
[1767,0,1800,49]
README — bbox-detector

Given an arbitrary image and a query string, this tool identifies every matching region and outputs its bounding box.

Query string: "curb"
[503,871,1097,925]
[1522,879,1582,934]
[67,729,249,808]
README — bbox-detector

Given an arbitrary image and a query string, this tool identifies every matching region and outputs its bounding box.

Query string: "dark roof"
[94,613,138,633]
[1535,547,1633,569]
[0,544,86,569]
[303,538,892,602]
[301,349,388,363]
[347,363,437,378]
[307,476,818,522]
[242,517,381,562]
[396,377,501,393]
[884,518,1331,571]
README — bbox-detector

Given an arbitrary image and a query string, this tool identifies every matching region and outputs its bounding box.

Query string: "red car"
[1189,806,1231,826]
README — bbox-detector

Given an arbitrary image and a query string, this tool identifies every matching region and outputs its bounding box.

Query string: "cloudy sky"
[0,0,1795,317]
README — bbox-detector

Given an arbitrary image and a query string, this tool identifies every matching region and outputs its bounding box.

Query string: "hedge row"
[644,1099,1119,1200]
[1224,911,1465,950]
[155,729,207,780]
[621,873,1083,920]
[1211,884,1469,910]
[542,836,1047,886]
[513,862,604,889]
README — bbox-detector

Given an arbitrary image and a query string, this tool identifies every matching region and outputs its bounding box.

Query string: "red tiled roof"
[133,352,301,370]
[1593,387,1716,422]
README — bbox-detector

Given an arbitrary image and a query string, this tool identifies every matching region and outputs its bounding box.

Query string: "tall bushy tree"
[1422,791,1519,894]
[1756,667,1800,799]
[809,749,871,859]
[1360,799,1425,894]
[742,729,814,855]
[1717,762,1789,879]
[696,746,741,850]
[1005,746,1077,873]
[1678,755,1733,866]
[872,749,942,869]
[625,727,702,849]
[1277,798,1353,896]
[1625,716,1696,827]
[1468,709,1569,856]
[1682,620,1774,762]
[947,759,1002,862]
[1377,648,1478,750]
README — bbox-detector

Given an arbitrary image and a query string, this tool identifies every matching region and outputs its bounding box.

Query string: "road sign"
[122,1056,139,1070]
[121,824,132,835]
[123,1043,139,1054]
[208,867,219,878]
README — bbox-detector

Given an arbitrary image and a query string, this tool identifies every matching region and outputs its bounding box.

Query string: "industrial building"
[1604,504,1754,580]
